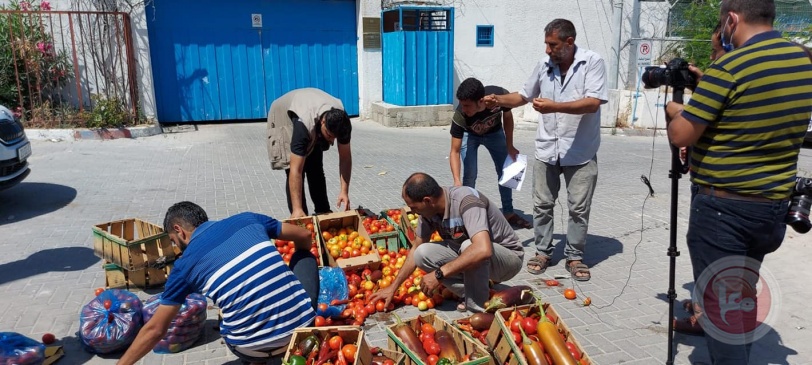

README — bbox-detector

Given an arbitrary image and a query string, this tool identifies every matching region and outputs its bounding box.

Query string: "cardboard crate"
[283,326,372,365]
[281,216,328,267]
[386,312,493,365]
[104,261,173,290]
[93,218,178,271]
[492,304,592,365]
[317,211,381,271]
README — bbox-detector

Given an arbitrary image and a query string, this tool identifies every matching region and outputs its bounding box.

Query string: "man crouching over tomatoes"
[370,172,524,312]
[117,201,319,365]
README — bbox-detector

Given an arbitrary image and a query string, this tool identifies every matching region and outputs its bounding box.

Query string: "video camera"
[787,177,812,233]
[641,58,697,90]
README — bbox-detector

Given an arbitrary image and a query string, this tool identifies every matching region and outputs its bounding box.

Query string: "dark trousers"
[686,187,788,364]
[227,250,320,364]
[285,147,332,215]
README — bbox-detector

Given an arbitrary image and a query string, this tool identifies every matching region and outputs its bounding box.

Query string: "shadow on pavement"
[0,182,77,226]
[672,324,798,365]
[0,247,98,286]
[521,233,624,267]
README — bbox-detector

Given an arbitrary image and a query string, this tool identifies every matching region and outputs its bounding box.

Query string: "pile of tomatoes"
[384,209,402,226]
[362,216,396,235]
[323,226,375,260]
[275,221,322,266]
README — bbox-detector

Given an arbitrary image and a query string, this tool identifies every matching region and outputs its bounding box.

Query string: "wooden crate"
[317,211,381,271]
[280,216,328,267]
[283,326,372,365]
[386,312,493,365]
[376,348,407,365]
[492,304,592,365]
[93,218,177,271]
[104,261,173,290]
[399,206,418,246]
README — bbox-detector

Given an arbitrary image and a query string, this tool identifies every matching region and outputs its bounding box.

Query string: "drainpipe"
[608,0,623,90]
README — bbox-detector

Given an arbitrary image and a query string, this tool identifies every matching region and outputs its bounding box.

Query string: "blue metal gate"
[382,6,454,106]
[146,0,359,123]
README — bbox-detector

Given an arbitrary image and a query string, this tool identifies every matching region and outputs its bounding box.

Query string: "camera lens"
[786,195,811,234]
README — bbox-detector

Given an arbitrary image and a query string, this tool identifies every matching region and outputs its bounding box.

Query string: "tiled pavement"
[1,120,810,365]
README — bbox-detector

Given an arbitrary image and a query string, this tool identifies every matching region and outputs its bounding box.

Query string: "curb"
[25,125,163,141]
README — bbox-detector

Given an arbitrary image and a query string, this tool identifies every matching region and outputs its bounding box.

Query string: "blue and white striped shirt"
[161,212,315,350]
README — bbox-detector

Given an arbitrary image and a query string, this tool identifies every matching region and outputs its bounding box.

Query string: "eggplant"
[434,330,461,362]
[391,313,429,362]
[484,285,534,312]
[468,312,495,331]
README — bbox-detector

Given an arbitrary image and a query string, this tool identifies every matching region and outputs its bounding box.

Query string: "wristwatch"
[434,268,445,281]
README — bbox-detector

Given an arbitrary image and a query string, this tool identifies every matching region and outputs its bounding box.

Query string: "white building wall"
[357,0,383,118]
[355,0,672,123]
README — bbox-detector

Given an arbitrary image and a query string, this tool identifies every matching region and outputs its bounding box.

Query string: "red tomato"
[318,303,329,313]
[420,323,436,336]
[511,331,521,345]
[427,355,439,365]
[94,288,104,296]
[564,288,577,300]
[419,331,434,343]
[341,344,357,361]
[384,360,396,365]
[521,317,538,335]
[314,316,326,327]
[41,333,56,345]
[509,315,524,333]
[329,335,344,350]
[424,341,441,356]
[566,342,582,361]
[375,300,386,313]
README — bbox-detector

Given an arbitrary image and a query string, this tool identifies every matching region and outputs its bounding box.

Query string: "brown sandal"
[526,255,550,275]
[505,213,532,229]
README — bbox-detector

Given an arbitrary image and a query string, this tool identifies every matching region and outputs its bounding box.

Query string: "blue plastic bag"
[316,267,349,318]
[78,289,143,354]
[0,332,45,365]
[142,293,207,353]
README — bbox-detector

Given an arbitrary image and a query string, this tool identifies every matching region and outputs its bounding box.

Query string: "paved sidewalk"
[0,120,810,364]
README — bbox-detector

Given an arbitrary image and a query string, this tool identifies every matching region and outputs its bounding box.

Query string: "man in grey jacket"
[267,88,353,218]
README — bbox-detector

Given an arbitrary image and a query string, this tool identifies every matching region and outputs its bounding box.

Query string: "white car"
[0,105,31,190]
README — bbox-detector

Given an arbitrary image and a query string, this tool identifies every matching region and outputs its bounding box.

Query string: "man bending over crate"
[370,172,524,312]
[117,201,319,365]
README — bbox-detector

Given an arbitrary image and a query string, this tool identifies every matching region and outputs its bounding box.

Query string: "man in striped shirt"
[665,0,812,363]
[118,202,318,365]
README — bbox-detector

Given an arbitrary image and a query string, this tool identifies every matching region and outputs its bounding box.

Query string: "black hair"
[456,77,485,102]
[403,173,443,201]
[544,19,576,41]
[720,0,775,25]
[321,108,351,141]
[163,201,209,233]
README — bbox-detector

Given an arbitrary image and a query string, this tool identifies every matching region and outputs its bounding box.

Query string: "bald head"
[402,173,443,201]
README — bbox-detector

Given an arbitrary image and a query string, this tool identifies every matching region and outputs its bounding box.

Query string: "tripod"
[665,86,687,365]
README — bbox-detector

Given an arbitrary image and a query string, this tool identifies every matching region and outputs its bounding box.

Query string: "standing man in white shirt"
[485,18,607,281]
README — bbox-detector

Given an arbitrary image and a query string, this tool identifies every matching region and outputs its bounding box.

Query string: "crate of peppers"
[284,326,372,365]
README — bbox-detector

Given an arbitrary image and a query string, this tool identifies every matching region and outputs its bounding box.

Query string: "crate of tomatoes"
[386,312,493,365]
[275,216,326,267]
[318,211,381,271]
[284,326,372,365]
[492,303,591,365]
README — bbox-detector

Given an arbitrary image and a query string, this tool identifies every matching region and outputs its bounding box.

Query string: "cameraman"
[664,1,812,363]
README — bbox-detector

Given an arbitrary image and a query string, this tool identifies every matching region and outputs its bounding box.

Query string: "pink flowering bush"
[0,0,72,124]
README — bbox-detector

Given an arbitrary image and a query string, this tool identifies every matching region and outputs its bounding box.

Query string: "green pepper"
[287,355,307,365]
[437,358,453,365]
[298,335,320,356]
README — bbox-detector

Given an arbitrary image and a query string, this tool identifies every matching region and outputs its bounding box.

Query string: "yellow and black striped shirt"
[683,31,812,199]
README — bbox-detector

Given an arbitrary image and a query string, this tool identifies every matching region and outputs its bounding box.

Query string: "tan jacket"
[266,88,344,170]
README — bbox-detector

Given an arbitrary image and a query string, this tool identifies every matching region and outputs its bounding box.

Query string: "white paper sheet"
[499,154,527,191]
